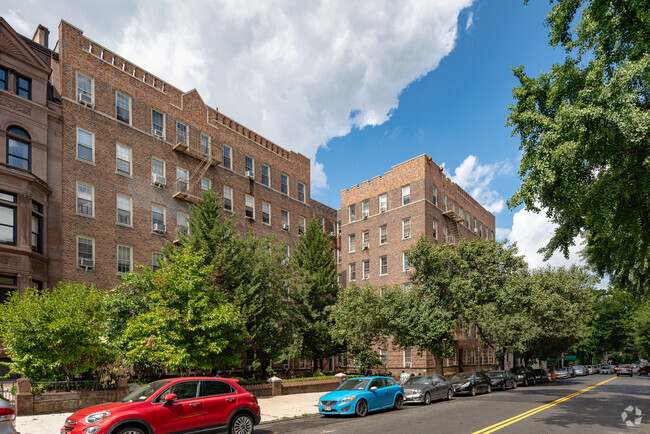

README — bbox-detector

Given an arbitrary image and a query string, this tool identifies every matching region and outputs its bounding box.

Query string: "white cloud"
[465,11,474,31]
[495,227,511,241]
[4,0,475,190]
[450,155,512,214]
[4,10,31,35]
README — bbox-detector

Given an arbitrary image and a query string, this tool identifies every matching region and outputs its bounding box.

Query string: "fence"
[0,381,15,405]
[31,379,108,394]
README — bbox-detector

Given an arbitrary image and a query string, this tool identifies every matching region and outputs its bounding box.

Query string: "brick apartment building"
[338,154,499,375]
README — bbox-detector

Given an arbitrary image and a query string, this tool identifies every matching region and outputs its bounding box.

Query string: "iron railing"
[31,379,114,394]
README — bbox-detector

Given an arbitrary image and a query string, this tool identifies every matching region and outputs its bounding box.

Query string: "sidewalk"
[15,391,324,433]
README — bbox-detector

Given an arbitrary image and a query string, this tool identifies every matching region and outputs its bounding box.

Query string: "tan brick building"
[337,155,499,375]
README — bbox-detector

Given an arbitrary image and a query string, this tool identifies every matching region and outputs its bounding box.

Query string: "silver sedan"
[0,397,17,434]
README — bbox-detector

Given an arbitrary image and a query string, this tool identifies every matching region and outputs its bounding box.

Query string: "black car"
[510,366,536,386]
[402,374,454,404]
[533,369,549,383]
[486,370,517,390]
[450,371,491,396]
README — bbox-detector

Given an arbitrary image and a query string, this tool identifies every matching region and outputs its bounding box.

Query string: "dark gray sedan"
[486,370,517,390]
[402,374,454,405]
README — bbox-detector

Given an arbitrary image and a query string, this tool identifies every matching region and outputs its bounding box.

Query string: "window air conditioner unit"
[245,170,254,179]
[77,93,92,106]
[362,242,369,250]
[152,174,166,186]
[78,258,94,269]
[282,223,290,231]
[153,223,166,233]
[474,228,478,233]
[153,129,164,138]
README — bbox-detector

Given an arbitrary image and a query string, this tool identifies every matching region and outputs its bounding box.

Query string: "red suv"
[60,377,260,434]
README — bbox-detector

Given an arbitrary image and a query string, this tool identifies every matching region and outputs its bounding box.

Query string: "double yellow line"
[472,376,619,434]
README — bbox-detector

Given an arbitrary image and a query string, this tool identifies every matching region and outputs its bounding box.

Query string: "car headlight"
[84,411,111,424]
[339,396,356,404]
[461,382,470,388]
[517,375,523,379]
[84,427,101,434]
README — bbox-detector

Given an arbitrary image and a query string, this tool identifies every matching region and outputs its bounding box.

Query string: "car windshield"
[337,379,370,391]
[120,380,170,402]
[486,371,504,378]
[404,376,432,385]
[602,365,611,369]
[451,372,474,381]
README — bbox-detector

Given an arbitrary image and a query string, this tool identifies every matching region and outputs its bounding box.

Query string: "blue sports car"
[318,376,404,417]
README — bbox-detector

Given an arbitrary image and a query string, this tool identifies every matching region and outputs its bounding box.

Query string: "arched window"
[6,126,31,170]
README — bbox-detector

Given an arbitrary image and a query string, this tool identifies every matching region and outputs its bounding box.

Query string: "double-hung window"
[379,225,387,245]
[362,200,369,218]
[433,220,438,239]
[77,236,94,267]
[152,109,165,137]
[117,245,132,274]
[379,194,387,213]
[442,194,448,212]
[349,204,356,222]
[223,145,232,169]
[116,194,132,226]
[16,75,31,100]
[403,252,411,271]
[31,202,43,253]
[362,231,369,249]
[363,260,370,279]
[298,182,305,202]
[115,91,130,123]
[245,156,254,177]
[223,186,233,211]
[404,349,412,368]
[0,68,7,90]
[177,212,189,237]
[262,202,271,224]
[152,204,165,231]
[349,234,356,253]
[201,178,211,193]
[200,133,210,158]
[402,185,411,205]
[76,182,94,216]
[76,72,93,105]
[380,256,388,276]
[176,122,188,146]
[349,263,356,281]
[402,218,411,239]
[6,126,31,170]
[76,127,94,163]
[298,216,306,234]
[432,186,438,207]
[261,164,270,186]
[245,194,255,219]
[0,192,17,245]
[176,168,188,193]
[116,144,131,175]
[281,173,289,195]
[281,210,289,229]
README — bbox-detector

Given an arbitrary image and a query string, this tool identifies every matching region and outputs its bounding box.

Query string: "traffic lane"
[256,375,610,433]
[497,375,650,434]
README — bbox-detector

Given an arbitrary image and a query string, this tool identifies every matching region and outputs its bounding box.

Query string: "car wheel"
[470,386,477,396]
[116,428,145,434]
[394,394,404,410]
[524,378,529,387]
[513,381,517,389]
[424,392,431,405]
[446,388,453,400]
[487,385,492,394]
[230,414,253,434]
[355,399,368,417]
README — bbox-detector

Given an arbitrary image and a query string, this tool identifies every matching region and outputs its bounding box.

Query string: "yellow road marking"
[472,376,619,434]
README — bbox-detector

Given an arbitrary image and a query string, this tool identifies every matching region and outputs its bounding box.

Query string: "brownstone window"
[0,274,17,304]
[280,173,289,195]
[16,75,31,100]
[0,192,17,246]
[0,67,7,90]
[115,91,131,124]
[261,164,270,186]
[31,201,43,253]
[6,126,31,171]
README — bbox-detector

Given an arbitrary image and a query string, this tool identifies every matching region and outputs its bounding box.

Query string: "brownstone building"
[337,154,498,374]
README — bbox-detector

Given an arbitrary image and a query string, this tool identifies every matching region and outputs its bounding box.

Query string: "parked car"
[0,397,17,434]
[573,365,586,376]
[450,372,491,396]
[600,365,615,374]
[617,364,633,376]
[638,365,650,376]
[555,368,569,379]
[486,370,517,390]
[533,369,549,383]
[402,374,453,404]
[318,376,404,417]
[61,377,261,434]
[592,365,600,374]
[567,366,576,378]
[510,366,536,386]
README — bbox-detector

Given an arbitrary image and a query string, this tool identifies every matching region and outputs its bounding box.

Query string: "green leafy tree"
[508,1,650,295]
[122,246,246,372]
[635,300,650,358]
[291,218,340,371]
[0,282,112,381]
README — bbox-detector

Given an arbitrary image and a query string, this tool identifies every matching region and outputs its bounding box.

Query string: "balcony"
[173,180,200,204]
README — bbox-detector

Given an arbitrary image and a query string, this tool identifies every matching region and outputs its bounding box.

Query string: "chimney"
[32,25,49,48]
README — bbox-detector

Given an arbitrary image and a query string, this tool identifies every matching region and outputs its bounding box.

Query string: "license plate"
[324,405,331,411]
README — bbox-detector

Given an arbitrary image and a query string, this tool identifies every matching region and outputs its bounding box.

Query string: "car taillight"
[250,394,258,404]
[0,407,15,421]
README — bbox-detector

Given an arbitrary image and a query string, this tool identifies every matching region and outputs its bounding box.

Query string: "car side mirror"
[370,386,378,391]
[162,393,177,407]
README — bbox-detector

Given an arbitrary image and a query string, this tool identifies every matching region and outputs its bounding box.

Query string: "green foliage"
[0,282,112,381]
[634,300,650,357]
[509,1,650,295]
[122,246,246,372]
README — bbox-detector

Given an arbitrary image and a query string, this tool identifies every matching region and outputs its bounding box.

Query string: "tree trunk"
[435,353,445,376]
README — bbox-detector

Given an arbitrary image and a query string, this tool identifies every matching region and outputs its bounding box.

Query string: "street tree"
[634,300,650,358]
[508,1,650,295]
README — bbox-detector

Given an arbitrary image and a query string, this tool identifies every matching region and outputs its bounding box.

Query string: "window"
[202,381,235,397]
[349,234,356,253]
[6,126,31,170]
[349,263,356,281]
[379,194,387,213]
[245,194,255,219]
[363,260,370,280]
[0,192,17,246]
[77,236,94,267]
[432,219,438,240]
[402,185,411,205]
[31,201,43,253]
[177,212,189,237]
[76,72,93,104]
[117,245,132,274]
[379,225,387,245]
[16,75,31,99]
[201,178,211,193]
[115,91,130,123]
[443,226,448,244]
[380,349,388,365]
[380,256,387,275]
[432,186,438,207]
[0,68,7,90]
[152,204,165,231]
[116,194,132,226]
[298,182,305,202]
[283,245,290,263]
[402,218,411,239]
[281,209,289,229]
[466,212,471,228]
[403,252,411,272]
[262,202,271,224]
[261,164,270,186]
[337,249,341,264]
[473,217,477,233]
[362,231,369,249]
[200,133,210,158]
[152,252,164,271]
[152,157,165,178]
[298,216,306,234]
[281,173,289,195]
[223,186,233,211]
[349,204,356,222]
[76,182,94,216]
[362,200,369,218]
[116,144,131,175]
[176,168,188,193]
[76,127,94,162]
[245,155,254,176]
[223,145,232,169]
[152,109,164,137]
[176,122,188,145]
[319,217,325,231]
[0,274,17,303]
[442,194,448,211]
[404,349,412,368]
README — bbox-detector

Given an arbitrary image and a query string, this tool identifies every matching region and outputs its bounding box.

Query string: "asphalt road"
[256,374,650,433]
